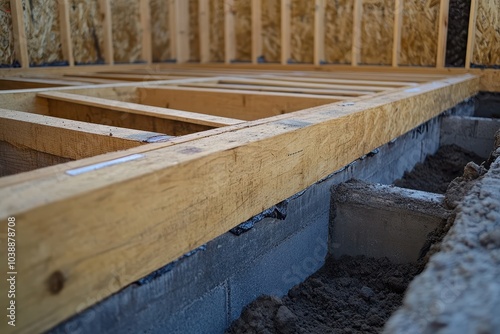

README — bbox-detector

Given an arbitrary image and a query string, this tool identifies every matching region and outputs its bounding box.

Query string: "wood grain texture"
[0,140,71,177]
[0,109,157,159]
[139,85,339,120]
[38,91,243,127]
[0,74,478,334]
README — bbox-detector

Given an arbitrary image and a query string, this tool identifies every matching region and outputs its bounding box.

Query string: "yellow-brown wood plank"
[281,0,291,64]
[139,85,342,120]
[436,0,450,68]
[0,109,164,160]
[314,0,325,66]
[99,0,114,65]
[351,0,363,66]
[199,0,210,63]
[38,91,243,128]
[252,0,263,64]
[465,0,478,69]
[58,0,75,67]
[140,0,153,64]
[225,0,236,63]
[0,74,479,334]
[392,0,403,67]
[9,0,29,68]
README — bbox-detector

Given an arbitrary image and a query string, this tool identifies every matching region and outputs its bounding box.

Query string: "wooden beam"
[99,0,114,64]
[225,0,236,64]
[139,85,340,120]
[251,0,262,64]
[0,75,479,334]
[169,0,177,60]
[465,0,478,69]
[58,0,74,66]
[139,0,152,64]
[436,0,450,68]
[0,77,85,90]
[38,91,243,128]
[10,0,29,68]
[314,0,325,66]
[0,109,163,160]
[392,0,403,67]
[183,82,360,97]
[209,77,391,92]
[281,0,291,64]
[351,0,363,66]
[170,0,190,63]
[257,76,412,87]
[199,0,210,63]
[0,141,71,177]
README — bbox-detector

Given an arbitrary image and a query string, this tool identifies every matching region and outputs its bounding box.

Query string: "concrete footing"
[330,180,450,263]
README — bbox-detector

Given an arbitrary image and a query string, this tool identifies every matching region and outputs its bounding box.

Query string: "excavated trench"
[227,110,500,333]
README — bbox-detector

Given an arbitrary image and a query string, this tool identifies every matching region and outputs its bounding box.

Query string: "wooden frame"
[0,68,484,334]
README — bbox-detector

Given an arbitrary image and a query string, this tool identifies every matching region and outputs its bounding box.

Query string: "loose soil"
[226,256,419,334]
[393,144,483,194]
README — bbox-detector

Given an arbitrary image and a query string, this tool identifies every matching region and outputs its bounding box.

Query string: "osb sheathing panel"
[0,0,14,65]
[24,0,64,65]
[400,0,439,66]
[361,0,393,65]
[235,0,251,61]
[70,0,105,64]
[209,0,224,62]
[261,0,281,62]
[325,0,353,64]
[473,0,500,66]
[150,0,170,62]
[291,0,314,63]
[111,0,142,63]
[189,0,200,61]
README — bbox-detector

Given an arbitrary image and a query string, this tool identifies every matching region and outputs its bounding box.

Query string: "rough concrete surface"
[384,156,500,334]
[330,180,450,263]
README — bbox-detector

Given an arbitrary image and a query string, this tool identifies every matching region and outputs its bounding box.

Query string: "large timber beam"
[0,74,479,334]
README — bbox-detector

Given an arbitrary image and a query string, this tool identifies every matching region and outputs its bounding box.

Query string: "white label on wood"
[66,154,144,176]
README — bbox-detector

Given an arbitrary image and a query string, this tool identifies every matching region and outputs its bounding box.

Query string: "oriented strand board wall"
[325,0,353,64]
[24,0,64,65]
[111,0,142,63]
[235,0,251,61]
[290,0,314,63]
[209,0,224,62]
[150,0,170,62]
[360,0,394,65]
[261,0,281,62]
[69,0,105,64]
[473,0,500,66]
[0,0,14,66]
[189,0,200,61]
[400,0,440,66]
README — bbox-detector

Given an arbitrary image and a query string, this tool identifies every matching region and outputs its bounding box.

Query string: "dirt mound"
[226,256,419,334]
[394,144,483,194]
